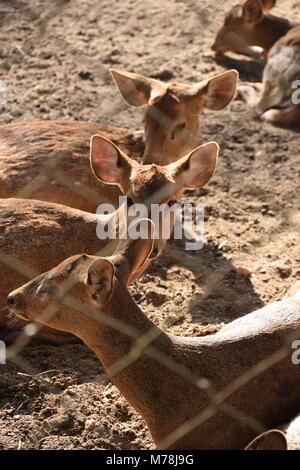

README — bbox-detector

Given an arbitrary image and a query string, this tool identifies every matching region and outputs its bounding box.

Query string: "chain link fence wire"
[0,0,300,450]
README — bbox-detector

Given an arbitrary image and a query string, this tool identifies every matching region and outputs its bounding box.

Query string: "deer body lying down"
[214,0,300,127]
[212,0,295,60]
[0,120,143,213]
[9,247,300,449]
[0,69,237,212]
[255,25,300,126]
[237,25,300,127]
[0,140,219,342]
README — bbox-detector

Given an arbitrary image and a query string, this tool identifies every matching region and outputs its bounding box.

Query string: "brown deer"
[0,69,237,213]
[0,138,219,343]
[254,25,300,126]
[238,25,300,127]
[212,0,295,60]
[8,248,300,449]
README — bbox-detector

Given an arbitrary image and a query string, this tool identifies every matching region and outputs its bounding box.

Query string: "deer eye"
[38,282,59,296]
[171,123,186,139]
[47,284,59,295]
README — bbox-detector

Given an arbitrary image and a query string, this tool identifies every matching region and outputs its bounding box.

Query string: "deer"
[7,245,300,450]
[253,25,300,126]
[212,0,296,62]
[212,0,300,127]
[237,25,300,127]
[0,68,237,213]
[0,136,219,343]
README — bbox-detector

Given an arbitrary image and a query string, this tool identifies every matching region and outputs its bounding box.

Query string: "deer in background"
[254,25,300,126]
[212,0,296,61]
[8,246,300,449]
[0,137,218,343]
[237,25,300,127]
[0,69,237,212]
[212,0,300,127]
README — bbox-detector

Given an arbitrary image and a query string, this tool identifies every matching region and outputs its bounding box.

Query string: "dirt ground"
[0,0,300,450]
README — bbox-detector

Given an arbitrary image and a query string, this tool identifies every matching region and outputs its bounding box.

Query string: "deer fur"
[8,249,300,449]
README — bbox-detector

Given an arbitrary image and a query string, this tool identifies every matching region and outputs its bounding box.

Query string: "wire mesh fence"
[0,0,300,451]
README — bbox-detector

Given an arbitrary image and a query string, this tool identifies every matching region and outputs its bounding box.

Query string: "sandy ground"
[0,0,300,450]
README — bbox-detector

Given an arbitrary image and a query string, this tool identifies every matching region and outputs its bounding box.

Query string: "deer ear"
[87,259,114,307]
[262,0,276,11]
[243,0,264,23]
[90,135,135,186]
[126,219,155,270]
[120,219,155,284]
[169,142,219,189]
[204,70,238,110]
[126,238,154,274]
[110,69,166,107]
[182,70,238,111]
[245,430,287,450]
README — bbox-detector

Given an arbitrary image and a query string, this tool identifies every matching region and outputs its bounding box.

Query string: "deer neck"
[251,14,294,51]
[92,199,128,255]
[77,280,174,419]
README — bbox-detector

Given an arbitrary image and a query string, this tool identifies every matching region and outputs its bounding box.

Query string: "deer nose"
[7,295,15,308]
